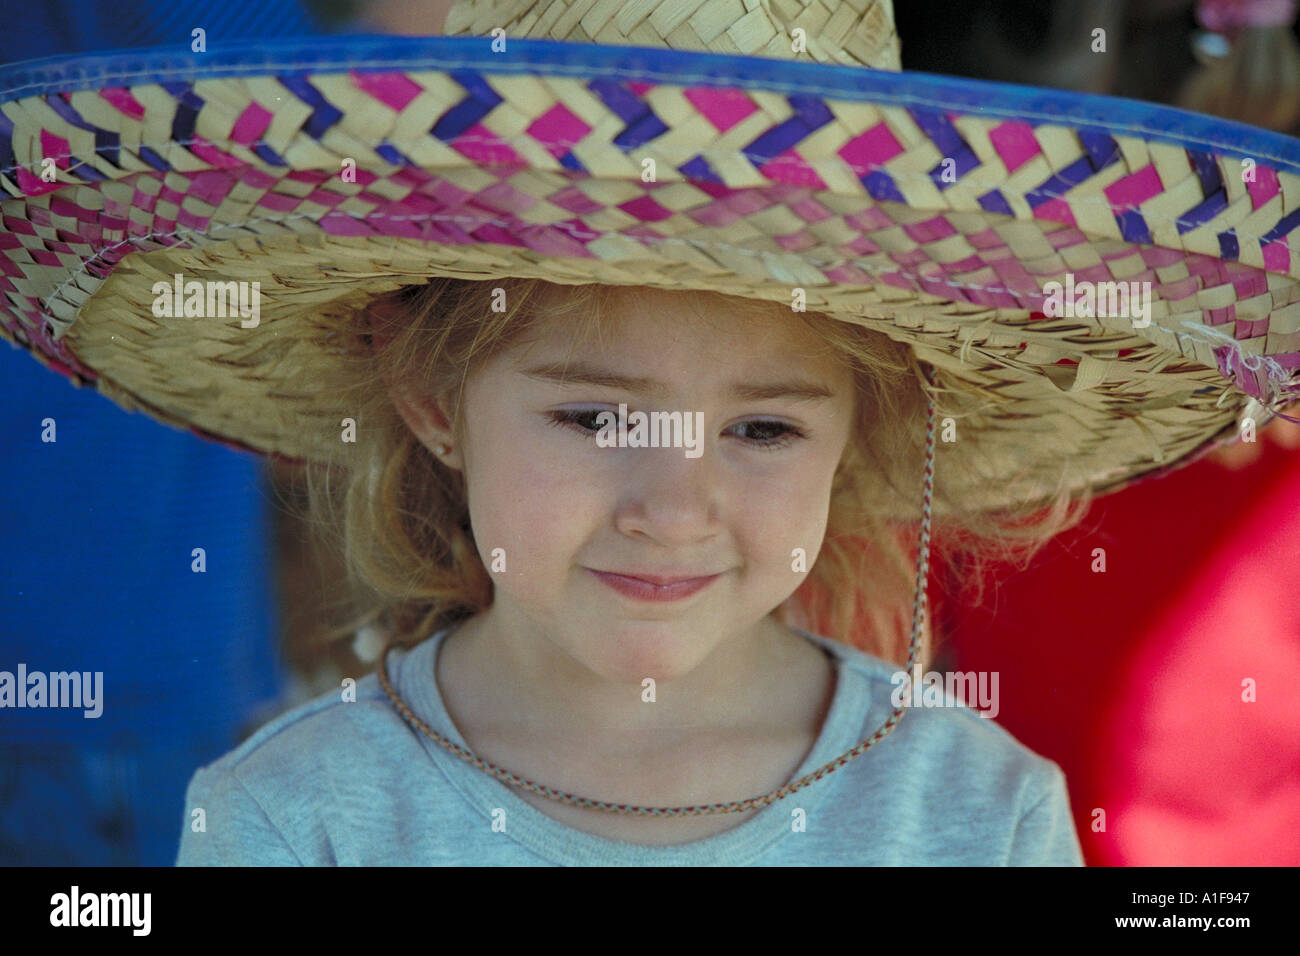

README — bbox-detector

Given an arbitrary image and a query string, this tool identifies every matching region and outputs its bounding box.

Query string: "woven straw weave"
[0,24,1297,519]
[444,0,902,69]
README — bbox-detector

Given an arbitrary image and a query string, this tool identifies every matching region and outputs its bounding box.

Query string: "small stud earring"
[435,443,449,456]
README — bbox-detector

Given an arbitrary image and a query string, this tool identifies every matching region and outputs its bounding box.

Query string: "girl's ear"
[366,291,466,469]
[390,382,464,470]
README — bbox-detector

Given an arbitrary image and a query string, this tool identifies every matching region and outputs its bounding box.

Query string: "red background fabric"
[940,445,1300,865]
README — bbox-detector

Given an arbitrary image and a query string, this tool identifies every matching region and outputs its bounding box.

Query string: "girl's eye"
[546,410,806,451]
[730,419,806,450]
[547,409,605,434]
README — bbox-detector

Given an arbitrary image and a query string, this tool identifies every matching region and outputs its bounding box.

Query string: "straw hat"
[2,0,1299,519]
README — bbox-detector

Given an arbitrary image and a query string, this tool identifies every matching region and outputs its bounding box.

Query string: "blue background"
[0,0,330,866]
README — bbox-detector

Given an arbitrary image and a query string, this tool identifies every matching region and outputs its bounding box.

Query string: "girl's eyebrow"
[517,360,834,403]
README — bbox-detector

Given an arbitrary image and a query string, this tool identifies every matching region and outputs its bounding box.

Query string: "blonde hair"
[289,276,1093,675]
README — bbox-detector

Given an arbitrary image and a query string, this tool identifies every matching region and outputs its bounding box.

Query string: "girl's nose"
[613,446,724,543]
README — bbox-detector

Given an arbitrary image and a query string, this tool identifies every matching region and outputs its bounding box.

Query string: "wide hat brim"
[2,34,1298,519]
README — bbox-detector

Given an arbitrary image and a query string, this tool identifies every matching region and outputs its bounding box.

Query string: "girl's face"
[396,285,858,684]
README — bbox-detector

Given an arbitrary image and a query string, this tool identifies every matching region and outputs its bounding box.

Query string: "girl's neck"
[434,609,835,759]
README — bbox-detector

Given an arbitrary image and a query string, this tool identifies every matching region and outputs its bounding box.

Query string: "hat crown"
[443,0,902,70]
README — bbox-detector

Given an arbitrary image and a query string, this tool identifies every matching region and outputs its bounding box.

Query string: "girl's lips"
[587,569,722,602]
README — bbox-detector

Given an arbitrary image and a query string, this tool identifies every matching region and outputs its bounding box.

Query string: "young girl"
[177,275,1091,863]
[2,0,1296,865]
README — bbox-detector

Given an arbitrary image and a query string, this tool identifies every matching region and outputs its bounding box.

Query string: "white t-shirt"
[177,626,1085,865]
